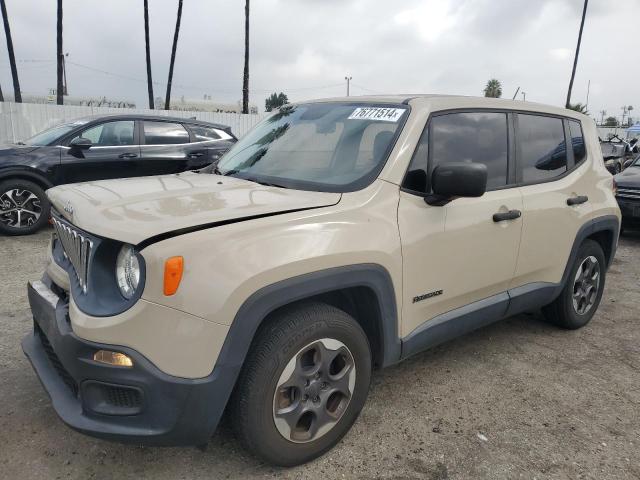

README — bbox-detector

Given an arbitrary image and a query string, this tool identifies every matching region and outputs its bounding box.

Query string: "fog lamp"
[93,350,134,367]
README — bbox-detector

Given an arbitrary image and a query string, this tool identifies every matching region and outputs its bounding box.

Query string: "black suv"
[0,114,237,235]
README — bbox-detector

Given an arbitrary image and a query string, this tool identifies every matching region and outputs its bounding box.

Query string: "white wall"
[0,101,266,143]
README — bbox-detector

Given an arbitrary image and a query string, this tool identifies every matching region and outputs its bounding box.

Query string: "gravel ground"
[0,227,639,480]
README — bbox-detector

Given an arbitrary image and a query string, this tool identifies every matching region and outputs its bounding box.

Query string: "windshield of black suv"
[214,103,409,192]
[23,123,78,146]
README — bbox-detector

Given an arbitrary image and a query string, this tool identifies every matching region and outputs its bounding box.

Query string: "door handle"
[118,153,138,159]
[567,195,588,206]
[493,209,522,222]
[188,152,204,158]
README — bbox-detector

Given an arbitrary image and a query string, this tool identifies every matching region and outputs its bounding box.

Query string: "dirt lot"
[0,227,639,480]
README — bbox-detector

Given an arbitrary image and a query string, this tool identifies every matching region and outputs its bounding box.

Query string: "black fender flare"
[201,264,401,437]
[0,168,54,190]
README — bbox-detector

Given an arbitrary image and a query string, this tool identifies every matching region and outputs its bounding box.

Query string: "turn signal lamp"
[93,350,133,367]
[163,256,184,296]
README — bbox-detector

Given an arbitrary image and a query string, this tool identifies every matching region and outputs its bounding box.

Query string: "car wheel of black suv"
[0,179,50,235]
[542,239,606,330]
[231,301,372,467]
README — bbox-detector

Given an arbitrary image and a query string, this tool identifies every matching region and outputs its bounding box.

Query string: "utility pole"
[585,79,590,110]
[56,0,63,105]
[599,110,606,126]
[521,91,526,101]
[566,0,588,109]
[0,0,21,102]
[345,76,352,97]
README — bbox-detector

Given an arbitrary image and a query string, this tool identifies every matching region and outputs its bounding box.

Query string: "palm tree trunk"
[143,0,154,109]
[56,0,63,105]
[566,0,588,109]
[164,0,183,110]
[0,0,21,102]
[242,0,249,114]
[0,82,4,102]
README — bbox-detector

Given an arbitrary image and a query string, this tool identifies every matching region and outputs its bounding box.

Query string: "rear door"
[185,124,237,167]
[60,120,140,183]
[138,120,198,176]
[510,114,592,288]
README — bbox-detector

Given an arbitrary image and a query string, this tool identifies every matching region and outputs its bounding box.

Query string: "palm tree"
[0,0,21,102]
[164,0,183,110]
[143,0,154,109]
[242,0,249,114]
[567,103,588,115]
[0,82,4,102]
[483,79,502,98]
[56,0,63,105]
[566,0,588,108]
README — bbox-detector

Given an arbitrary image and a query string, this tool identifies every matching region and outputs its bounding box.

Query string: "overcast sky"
[0,0,636,120]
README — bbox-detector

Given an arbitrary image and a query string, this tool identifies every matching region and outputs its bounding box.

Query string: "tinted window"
[190,125,221,141]
[431,112,509,191]
[568,120,586,164]
[143,121,189,144]
[76,121,135,146]
[518,115,567,183]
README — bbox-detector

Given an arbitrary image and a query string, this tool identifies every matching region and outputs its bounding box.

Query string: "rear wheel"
[0,179,50,235]
[542,240,606,329]
[231,302,372,466]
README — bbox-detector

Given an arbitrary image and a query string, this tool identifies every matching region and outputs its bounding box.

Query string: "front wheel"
[542,239,606,329]
[231,302,372,466]
[0,179,50,236]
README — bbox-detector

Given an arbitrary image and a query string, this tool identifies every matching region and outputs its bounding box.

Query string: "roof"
[300,94,588,120]
[68,113,231,130]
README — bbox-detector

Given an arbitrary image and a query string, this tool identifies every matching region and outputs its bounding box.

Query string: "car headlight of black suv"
[51,213,146,316]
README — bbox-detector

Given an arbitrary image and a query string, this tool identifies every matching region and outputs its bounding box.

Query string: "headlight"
[116,244,140,299]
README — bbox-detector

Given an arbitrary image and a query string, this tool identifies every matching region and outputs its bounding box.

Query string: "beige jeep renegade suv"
[23,95,620,466]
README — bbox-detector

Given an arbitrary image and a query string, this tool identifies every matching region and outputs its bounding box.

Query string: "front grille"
[52,216,93,293]
[35,324,79,397]
[617,187,640,202]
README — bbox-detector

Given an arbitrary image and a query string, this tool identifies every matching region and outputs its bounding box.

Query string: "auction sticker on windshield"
[348,107,406,122]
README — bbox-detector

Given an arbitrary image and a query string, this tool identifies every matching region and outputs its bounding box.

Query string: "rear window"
[189,125,221,142]
[143,121,189,145]
[518,114,567,183]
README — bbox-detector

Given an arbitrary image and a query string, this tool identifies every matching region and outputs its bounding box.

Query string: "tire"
[0,179,50,236]
[542,239,606,329]
[230,301,372,466]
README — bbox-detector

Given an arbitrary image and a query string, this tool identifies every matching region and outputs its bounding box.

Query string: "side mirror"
[69,137,92,151]
[427,162,487,205]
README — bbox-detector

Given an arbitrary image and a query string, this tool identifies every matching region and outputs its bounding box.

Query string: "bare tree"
[164,0,183,110]
[566,0,588,109]
[143,0,154,109]
[56,0,63,104]
[0,0,21,102]
[242,0,249,114]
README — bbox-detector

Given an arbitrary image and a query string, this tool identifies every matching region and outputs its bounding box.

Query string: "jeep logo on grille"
[63,201,74,217]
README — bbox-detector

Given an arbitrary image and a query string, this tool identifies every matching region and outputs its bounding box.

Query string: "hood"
[0,144,39,158]
[47,172,341,245]
[614,165,640,187]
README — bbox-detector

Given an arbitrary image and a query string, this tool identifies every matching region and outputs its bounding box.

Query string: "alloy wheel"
[0,188,42,229]
[272,338,356,443]
[572,255,601,315]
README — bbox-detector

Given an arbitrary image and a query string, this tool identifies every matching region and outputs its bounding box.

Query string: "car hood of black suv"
[0,144,40,157]
[614,165,640,187]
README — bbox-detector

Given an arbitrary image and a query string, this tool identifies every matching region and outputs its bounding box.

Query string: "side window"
[143,121,190,145]
[190,125,221,142]
[568,120,586,164]
[432,112,509,191]
[518,114,567,183]
[76,121,135,146]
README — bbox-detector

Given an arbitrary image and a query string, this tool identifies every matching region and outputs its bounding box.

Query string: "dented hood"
[47,172,341,245]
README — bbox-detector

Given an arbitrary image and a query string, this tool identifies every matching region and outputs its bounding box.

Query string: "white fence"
[0,102,266,143]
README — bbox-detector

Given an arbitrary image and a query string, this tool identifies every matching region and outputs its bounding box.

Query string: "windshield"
[23,123,77,146]
[215,103,409,192]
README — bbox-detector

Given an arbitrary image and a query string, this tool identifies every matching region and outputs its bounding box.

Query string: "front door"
[398,111,523,338]
[60,120,140,183]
